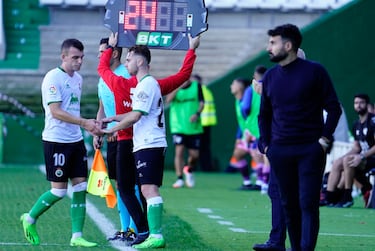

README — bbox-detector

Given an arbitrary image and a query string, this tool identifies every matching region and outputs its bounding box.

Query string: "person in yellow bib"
[166,76,204,188]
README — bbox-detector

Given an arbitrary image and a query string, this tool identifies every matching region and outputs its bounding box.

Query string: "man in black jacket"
[258,24,341,251]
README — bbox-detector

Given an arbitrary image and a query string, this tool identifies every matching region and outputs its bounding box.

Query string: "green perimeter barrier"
[0,113,4,163]
[2,114,44,164]
[1,113,98,165]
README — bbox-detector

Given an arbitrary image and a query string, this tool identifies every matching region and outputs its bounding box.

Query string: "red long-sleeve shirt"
[97,48,196,140]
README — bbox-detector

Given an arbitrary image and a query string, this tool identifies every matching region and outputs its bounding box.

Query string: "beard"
[269,51,288,63]
[357,107,367,116]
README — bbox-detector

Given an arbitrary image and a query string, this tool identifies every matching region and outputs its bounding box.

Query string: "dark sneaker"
[320,199,335,207]
[107,231,126,241]
[319,199,328,206]
[124,228,137,242]
[240,184,261,191]
[253,240,285,251]
[128,232,149,246]
[335,200,354,208]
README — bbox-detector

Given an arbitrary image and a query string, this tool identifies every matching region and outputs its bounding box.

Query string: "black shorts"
[355,157,375,189]
[355,157,375,177]
[172,134,201,149]
[106,141,117,179]
[43,140,88,182]
[116,139,137,192]
[134,147,166,187]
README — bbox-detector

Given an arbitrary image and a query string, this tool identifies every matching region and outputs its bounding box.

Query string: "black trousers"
[266,142,326,251]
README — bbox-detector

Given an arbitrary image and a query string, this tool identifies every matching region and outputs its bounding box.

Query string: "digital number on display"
[104,0,208,50]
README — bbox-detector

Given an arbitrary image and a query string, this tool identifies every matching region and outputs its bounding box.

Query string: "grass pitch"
[1,164,374,250]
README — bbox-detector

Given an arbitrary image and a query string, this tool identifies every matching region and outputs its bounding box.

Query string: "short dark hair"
[100,37,109,45]
[268,24,302,52]
[61,38,84,53]
[255,65,267,75]
[128,45,151,64]
[234,77,251,88]
[354,93,370,104]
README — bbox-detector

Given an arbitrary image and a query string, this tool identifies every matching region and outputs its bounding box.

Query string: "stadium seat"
[306,0,331,10]
[64,0,89,6]
[39,0,64,5]
[211,0,237,9]
[89,0,106,7]
[236,0,263,9]
[259,0,284,10]
[282,0,306,11]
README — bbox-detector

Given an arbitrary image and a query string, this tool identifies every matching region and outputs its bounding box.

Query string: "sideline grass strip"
[1,165,374,250]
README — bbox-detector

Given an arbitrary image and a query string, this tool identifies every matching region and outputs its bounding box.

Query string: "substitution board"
[104,0,208,50]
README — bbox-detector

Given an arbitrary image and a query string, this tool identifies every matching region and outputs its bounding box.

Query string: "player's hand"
[109,32,118,47]
[101,117,115,124]
[347,154,363,168]
[93,136,103,150]
[190,113,199,123]
[252,79,263,95]
[82,119,104,136]
[189,33,200,50]
[100,128,113,135]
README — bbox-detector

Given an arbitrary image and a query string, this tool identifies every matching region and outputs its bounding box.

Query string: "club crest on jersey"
[55,168,63,177]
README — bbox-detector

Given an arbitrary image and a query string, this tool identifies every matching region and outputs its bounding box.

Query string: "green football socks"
[29,190,62,219]
[148,200,163,235]
[71,190,86,234]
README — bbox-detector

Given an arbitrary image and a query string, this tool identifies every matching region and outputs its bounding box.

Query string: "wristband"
[196,111,201,116]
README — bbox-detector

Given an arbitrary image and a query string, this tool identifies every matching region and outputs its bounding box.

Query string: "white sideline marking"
[197,207,375,238]
[208,215,222,219]
[229,227,248,233]
[217,220,234,226]
[197,208,213,213]
[0,242,62,246]
[37,165,136,251]
[0,242,116,248]
[319,232,375,238]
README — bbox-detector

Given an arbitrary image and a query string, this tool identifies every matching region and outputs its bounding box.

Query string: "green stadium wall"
[1,0,373,168]
[164,0,374,171]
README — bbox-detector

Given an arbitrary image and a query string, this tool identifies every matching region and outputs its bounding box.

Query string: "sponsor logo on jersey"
[137,91,149,102]
[136,160,147,169]
[123,100,132,108]
[49,85,57,94]
[70,93,79,105]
